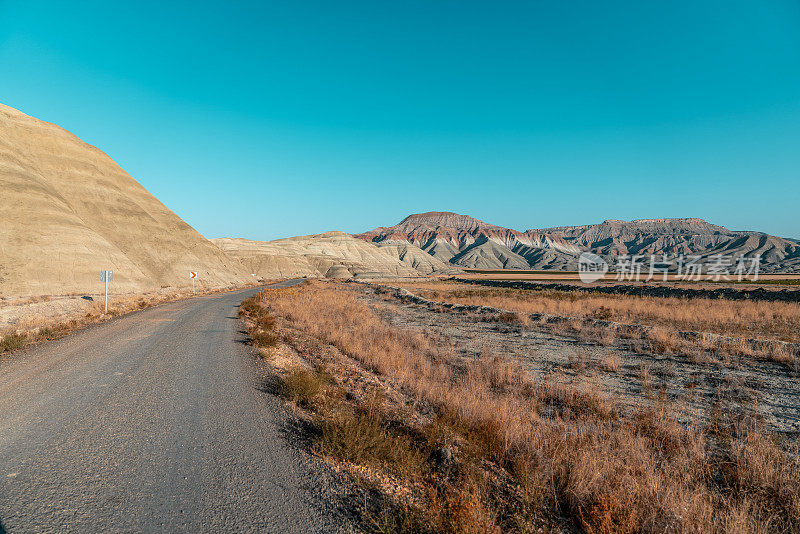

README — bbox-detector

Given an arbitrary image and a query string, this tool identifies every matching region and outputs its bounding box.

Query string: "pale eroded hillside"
[0,103,252,296]
[213,232,457,279]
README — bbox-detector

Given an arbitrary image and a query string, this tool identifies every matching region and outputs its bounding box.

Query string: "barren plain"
[241,279,800,533]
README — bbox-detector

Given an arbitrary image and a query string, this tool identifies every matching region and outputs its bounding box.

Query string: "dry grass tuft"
[250,329,279,348]
[491,311,523,325]
[0,332,27,353]
[600,351,622,373]
[316,408,427,478]
[280,367,327,408]
[240,295,279,349]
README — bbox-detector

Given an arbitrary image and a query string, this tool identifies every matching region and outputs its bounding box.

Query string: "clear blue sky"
[1,1,799,240]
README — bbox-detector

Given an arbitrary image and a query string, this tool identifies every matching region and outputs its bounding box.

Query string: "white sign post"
[190,271,197,294]
[100,270,113,314]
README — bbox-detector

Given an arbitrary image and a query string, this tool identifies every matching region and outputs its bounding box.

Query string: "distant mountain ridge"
[357,212,581,270]
[357,212,800,273]
[535,218,800,273]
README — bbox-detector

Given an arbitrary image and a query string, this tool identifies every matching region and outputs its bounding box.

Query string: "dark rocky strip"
[452,278,800,303]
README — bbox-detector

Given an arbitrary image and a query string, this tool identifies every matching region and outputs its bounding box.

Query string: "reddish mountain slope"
[356,212,580,269]
[358,213,800,272]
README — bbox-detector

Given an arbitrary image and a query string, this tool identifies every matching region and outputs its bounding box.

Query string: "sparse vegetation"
[316,404,427,478]
[399,281,800,342]
[280,367,327,408]
[491,311,523,325]
[393,281,800,365]
[239,295,280,351]
[0,332,27,353]
[247,281,800,533]
[600,351,622,373]
[250,329,279,348]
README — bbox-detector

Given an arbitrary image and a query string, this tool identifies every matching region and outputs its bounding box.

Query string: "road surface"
[0,281,346,533]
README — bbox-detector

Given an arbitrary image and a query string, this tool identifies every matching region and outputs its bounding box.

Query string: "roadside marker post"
[100,270,113,314]
[190,271,197,294]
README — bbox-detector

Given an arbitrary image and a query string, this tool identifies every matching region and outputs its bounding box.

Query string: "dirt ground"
[362,283,800,436]
[0,295,104,330]
[0,283,266,338]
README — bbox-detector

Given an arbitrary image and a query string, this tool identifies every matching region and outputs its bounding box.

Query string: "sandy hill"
[0,103,252,297]
[213,232,457,279]
[357,211,581,269]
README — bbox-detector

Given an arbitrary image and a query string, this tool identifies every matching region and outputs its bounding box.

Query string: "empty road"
[0,281,346,533]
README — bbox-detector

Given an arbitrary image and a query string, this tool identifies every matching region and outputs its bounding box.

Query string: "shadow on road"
[254,372,282,397]
[250,369,357,528]
[254,373,319,450]
[0,517,7,534]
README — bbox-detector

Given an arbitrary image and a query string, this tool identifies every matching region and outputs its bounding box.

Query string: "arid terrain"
[459,269,800,285]
[3,1,800,531]
[384,280,800,428]
[1,103,799,534]
[240,279,799,533]
[358,212,800,272]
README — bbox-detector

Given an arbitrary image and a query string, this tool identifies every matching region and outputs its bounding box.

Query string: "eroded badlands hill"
[533,218,800,272]
[213,232,457,279]
[359,212,800,272]
[357,212,581,269]
[0,104,252,296]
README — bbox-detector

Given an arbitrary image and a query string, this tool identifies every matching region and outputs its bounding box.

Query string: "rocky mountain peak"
[356,212,799,273]
[396,212,498,232]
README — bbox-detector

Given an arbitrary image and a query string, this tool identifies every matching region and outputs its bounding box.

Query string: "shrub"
[317,412,426,477]
[600,351,622,373]
[36,326,62,340]
[365,497,432,534]
[0,332,27,353]
[492,312,521,324]
[239,298,262,317]
[280,367,326,407]
[593,306,614,320]
[250,329,279,348]
[256,314,275,331]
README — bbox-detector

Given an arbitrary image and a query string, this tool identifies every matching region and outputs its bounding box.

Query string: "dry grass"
[394,282,799,365]
[0,332,28,353]
[599,351,622,373]
[397,282,800,343]
[250,329,279,348]
[252,281,800,533]
[490,311,524,325]
[239,297,280,351]
[315,403,428,479]
[280,367,327,407]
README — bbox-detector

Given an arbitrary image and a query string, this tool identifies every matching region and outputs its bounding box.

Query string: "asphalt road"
[0,280,345,533]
